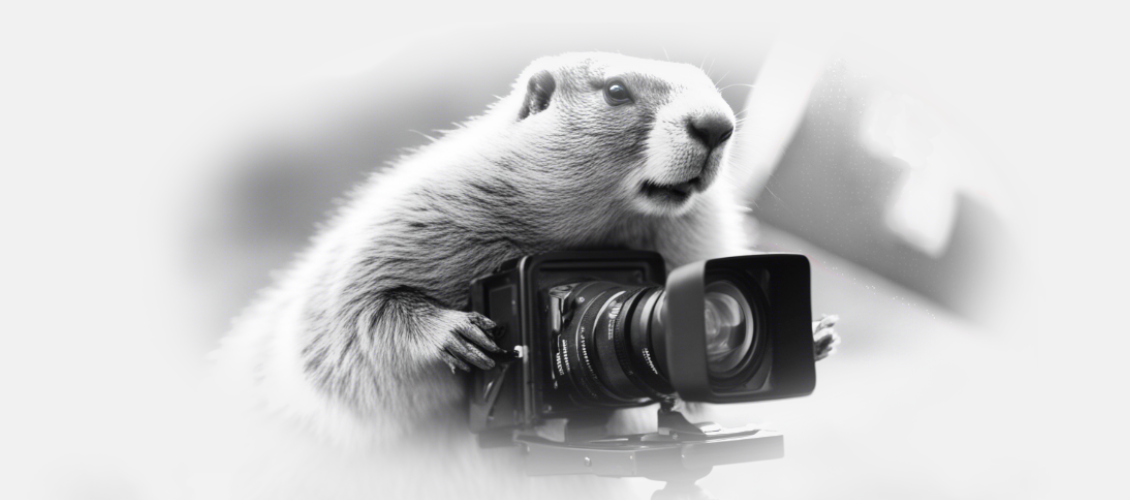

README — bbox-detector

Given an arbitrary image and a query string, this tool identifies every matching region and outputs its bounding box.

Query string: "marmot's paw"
[813,314,840,361]
[430,311,502,373]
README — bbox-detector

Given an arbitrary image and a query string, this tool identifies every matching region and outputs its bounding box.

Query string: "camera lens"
[703,281,757,377]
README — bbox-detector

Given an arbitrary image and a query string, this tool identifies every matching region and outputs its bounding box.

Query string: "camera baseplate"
[514,403,784,481]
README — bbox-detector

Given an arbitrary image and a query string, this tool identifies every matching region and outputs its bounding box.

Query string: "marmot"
[212,52,837,500]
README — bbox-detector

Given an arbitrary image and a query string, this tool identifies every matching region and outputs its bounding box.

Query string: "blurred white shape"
[864,90,1022,258]
[886,167,959,258]
[733,34,829,199]
[864,93,960,257]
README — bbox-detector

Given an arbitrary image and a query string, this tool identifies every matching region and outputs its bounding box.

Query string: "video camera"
[469,250,817,494]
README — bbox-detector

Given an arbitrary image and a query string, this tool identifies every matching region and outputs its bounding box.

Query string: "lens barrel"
[551,282,668,407]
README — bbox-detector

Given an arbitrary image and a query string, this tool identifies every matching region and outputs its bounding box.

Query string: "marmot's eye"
[603,80,632,106]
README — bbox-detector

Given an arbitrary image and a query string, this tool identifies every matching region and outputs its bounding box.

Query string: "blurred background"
[3,3,1128,499]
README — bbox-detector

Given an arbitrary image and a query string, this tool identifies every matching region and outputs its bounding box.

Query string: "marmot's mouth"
[640,178,701,205]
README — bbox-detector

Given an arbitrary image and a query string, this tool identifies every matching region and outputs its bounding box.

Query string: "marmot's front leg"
[361,299,504,375]
[300,288,503,418]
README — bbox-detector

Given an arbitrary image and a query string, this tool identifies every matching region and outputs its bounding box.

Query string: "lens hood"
[664,254,817,403]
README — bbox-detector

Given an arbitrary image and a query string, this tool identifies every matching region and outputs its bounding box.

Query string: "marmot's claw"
[435,311,501,372]
[813,314,841,361]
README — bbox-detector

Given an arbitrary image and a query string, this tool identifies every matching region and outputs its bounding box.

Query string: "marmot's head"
[504,52,737,217]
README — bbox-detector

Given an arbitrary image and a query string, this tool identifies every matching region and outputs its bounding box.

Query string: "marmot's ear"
[518,70,556,120]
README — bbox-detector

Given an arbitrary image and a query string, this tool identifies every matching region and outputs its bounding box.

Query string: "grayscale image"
[3,5,1126,500]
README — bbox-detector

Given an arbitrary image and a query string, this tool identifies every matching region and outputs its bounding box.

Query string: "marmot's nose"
[686,113,735,149]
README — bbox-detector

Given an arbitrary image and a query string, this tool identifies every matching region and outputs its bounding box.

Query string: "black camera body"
[469,250,817,447]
